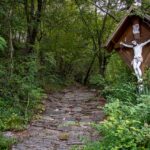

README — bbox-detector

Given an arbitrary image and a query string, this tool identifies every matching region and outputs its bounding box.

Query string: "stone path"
[11,85,105,150]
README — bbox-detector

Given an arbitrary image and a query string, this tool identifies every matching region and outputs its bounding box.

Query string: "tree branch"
[89,1,119,23]
[74,0,97,51]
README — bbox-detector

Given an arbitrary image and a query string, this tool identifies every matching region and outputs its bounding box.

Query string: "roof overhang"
[105,7,150,52]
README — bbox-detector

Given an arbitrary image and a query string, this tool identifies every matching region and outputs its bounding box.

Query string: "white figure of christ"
[120,39,150,82]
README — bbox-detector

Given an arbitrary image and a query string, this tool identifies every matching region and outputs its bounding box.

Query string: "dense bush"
[94,98,150,149]
[89,74,106,89]
[80,94,150,150]
[0,48,45,130]
[102,82,137,103]
[0,133,15,150]
[143,69,150,94]
[105,53,133,84]
[0,55,44,148]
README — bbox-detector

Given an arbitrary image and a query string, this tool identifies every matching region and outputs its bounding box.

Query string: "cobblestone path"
[11,85,105,150]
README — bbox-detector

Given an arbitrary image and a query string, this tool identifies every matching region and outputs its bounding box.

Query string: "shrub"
[0,133,15,150]
[81,90,150,150]
[143,69,150,94]
[93,99,150,149]
[0,55,44,131]
[89,74,106,89]
[102,82,137,103]
[105,53,133,84]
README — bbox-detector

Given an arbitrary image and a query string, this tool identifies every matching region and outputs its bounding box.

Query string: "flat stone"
[72,107,82,112]
[42,116,55,121]
[81,116,92,122]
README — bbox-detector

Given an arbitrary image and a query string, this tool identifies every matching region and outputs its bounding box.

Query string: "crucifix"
[105,5,150,93]
[120,39,150,83]
[120,13,150,92]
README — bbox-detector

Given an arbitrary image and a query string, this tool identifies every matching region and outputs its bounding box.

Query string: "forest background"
[0,0,150,149]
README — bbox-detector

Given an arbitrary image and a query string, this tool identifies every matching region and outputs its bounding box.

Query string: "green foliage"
[82,52,150,150]
[0,55,44,131]
[81,94,150,150]
[81,79,150,150]
[0,133,15,150]
[89,74,106,89]
[0,0,149,149]
[0,108,25,131]
[143,69,150,94]
[94,98,150,149]
[136,95,150,123]
[0,36,6,51]
[105,53,133,84]
[102,82,137,103]
[103,53,137,103]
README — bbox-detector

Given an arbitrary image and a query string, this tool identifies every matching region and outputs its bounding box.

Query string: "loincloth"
[131,57,143,65]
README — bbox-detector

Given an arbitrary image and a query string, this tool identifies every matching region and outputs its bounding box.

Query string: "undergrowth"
[73,84,150,150]
[0,133,15,150]
[0,37,45,148]
[75,54,150,150]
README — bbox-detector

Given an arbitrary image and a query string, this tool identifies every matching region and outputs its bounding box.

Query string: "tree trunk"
[96,0,110,77]
[8,10,14,76]
[24,0,45,53]
[84,53,97,85]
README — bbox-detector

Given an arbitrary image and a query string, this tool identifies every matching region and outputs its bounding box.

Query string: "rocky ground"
[6,85,106,150]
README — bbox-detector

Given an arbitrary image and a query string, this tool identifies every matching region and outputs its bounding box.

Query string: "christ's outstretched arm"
[140,39,150,47]
[120,42,133,48]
